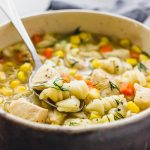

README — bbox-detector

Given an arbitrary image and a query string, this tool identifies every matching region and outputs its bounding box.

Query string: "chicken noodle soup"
[1,31,150,127]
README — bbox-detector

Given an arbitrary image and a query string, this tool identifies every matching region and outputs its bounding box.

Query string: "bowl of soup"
[0,10,150,150]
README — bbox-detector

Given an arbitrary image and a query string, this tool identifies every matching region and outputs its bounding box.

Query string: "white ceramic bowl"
[0,10,150,150]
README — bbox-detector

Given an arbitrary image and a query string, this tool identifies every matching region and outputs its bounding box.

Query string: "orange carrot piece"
[32,34,43,44]
[74,74,83,80]
[43,48,53,59]
[120,82,134,96]
[99,44,113,53]
[85,80,95,88]
[130,51,139,59]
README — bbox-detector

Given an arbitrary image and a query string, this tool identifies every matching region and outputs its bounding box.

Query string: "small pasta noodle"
[56,96,80,112]
[67,80,89,100]
[98,57,132,74]
[85,95,127,116]
[91,69,119,96]
[39,78,70,102]
[118,68,147,86]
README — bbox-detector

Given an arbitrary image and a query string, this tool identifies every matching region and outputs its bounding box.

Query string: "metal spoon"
[0,0,84,112]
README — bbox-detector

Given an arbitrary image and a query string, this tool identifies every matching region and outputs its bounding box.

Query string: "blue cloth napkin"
[48,0,150,22]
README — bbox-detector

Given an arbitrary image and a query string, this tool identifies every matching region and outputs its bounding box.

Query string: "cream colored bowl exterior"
[0,10,150,150]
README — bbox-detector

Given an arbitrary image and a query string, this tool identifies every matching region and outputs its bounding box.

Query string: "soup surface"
[1,30,150,127]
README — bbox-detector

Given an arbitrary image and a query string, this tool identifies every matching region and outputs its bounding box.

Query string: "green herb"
[73,26,81,34]
[70,59,78,67]
[52,78,69,92]
[138,62,147,72]
[115,99,120,105]
[106,115,110,122]
[109,81,120,92]
[142,51,150,58]
[69,122,80,126]
[115,111,124,119]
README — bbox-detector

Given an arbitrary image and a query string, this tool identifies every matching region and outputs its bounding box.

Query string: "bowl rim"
[1,9,150,133]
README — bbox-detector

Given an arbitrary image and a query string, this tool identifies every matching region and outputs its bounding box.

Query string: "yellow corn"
[0,87,13,96]
[71,44,78,48]
[79,32,91,41]
[17,71,26,82]
[120,39,130,47]
[14,85,26,93]
[91,59,101,68]
[99,36,109,47]
[131,45,142,53]
[127,101,140,113]
[69,68,77,76]
[139,54,149,62]
[147,76,150,82]
[0,71,6,81]
[54,50,64,58]
[87,88,100,100]
[126,58,138,66]
[70,35,81,45]
[89,112,101,120]
[10,80,20,88]
[20,63,32,72]
[146,82,150,88]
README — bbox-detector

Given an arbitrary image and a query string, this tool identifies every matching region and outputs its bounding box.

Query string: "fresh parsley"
[109,81,120,92]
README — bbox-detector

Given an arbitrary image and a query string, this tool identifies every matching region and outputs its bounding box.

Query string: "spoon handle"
[0,0,42,69]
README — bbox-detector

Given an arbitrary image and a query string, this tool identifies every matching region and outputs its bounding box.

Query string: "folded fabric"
[48,0,150,22]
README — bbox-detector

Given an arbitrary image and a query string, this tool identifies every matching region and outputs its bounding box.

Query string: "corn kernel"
[10,80,20,88]
[0,71,6,81]
[79,32,91,41]
[120,39,130,47]
[99,36,109,47]
[131,45,142,53]
[0,87,13,96]
[17,71,26,82]
[89,112,101,120]
[91,59,101,68]
[87,88,100,100]
[147,76,150,82]
[139,54,149,62]
[126,58,138,66]
[71,44,78,48]
[69,68,77,76]
[146,82,150,88]
[54,50,64,58]
[20,63,32,72]
[14,85,26,93]
[127,101,140,113]
[100,36,109,43]
[70,35,81,45]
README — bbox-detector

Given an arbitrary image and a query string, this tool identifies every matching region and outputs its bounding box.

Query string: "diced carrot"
[74,74,83,80]
[0,58,5,63]
[16,53,25,62]
[120,82,135,96]
[61,74,71,83]
[32,34,43,44]
[85,80,95,88]
[43,48,53,59]
[130,51,139,59]
[99,44,113,53]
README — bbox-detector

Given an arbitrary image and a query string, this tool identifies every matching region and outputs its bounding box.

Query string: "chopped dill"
[109,81,120,92]
[138,62,147,72]
[52,78,69,92]
[73,26,81,34]
[69,122,80,126]
[106,115,110,122]
[70,59,78,67]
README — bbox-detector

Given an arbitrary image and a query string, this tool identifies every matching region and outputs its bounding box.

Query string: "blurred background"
[0,0,150,25]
